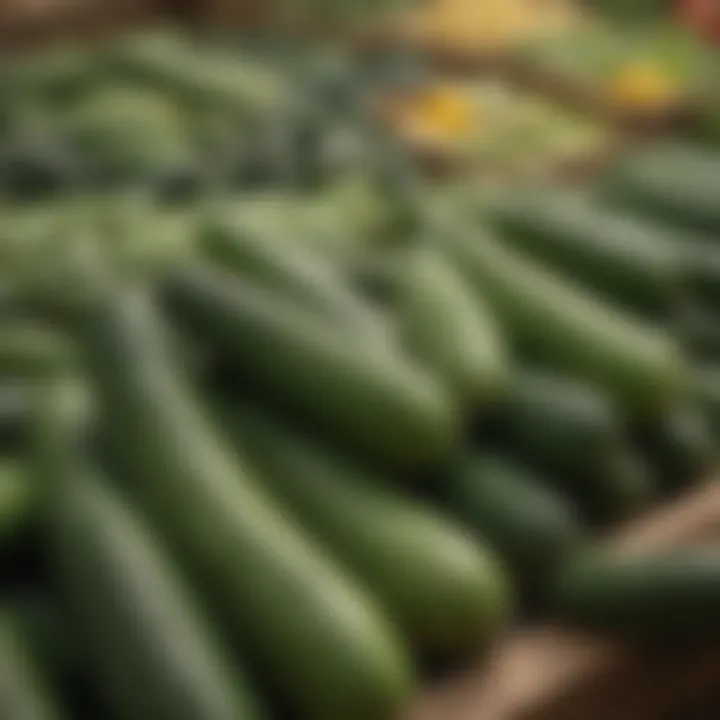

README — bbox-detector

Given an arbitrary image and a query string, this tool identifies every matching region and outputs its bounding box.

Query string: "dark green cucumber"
[0,611,67,720]
[395,246,509,408]
[446,453,583,602]
[37,381,265,720]
[198,210,393,342]
[600,143,720,235]
[487,190,683,315]
[551,547,720,641]
[440,219,685,412]
[224,401,511,658]
[0,324,74,380]
[163,262,458,471]
[0,461,36,554]
[80,284,414,720]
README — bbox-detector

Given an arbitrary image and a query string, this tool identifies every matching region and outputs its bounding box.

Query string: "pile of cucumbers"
[2,27,720,720]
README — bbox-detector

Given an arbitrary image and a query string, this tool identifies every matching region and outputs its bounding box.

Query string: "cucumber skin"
[81,284,414,720]
[225,402,512,658]
[0,612,67,720]
[396,246,509,409]
[551,548,720,641]
[440,221,686,413]
[163,263,459,471]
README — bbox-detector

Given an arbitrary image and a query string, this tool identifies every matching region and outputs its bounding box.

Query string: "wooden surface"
[409,480,720,720]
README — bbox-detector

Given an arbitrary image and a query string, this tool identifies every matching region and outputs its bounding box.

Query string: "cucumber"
[198,210,392,342]
[395,245,509,408]
[80,283,414,720]
[633,403,717,494]
[693,365,720,433]
[551,547,720,640]
[0,384,34,451]
[446,453,583,603]
[486,190,683,316]
[674,302,720,361]
[600,143,720,235]
[0,462,36,554]
[37,380,265,720]
[224,401,511,658]
[163,263,458,471]
[0,324,74,380]
[0,611,67,720]
[439,218,685,412]
[679,234,720,311]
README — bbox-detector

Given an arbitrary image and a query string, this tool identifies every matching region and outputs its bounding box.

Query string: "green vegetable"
[0,462,35,553]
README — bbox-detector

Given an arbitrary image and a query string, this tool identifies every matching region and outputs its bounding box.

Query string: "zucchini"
[80,283,414,720]
[0,611,67,720]
[446,453,583,603]
[600,143,720,235]
[487,190,683,316]
[439,217,685,412]
[198,210,392,342]
[163,263,459,471]
[224,401,512,658]
[38,381,266,720]
[551,547,720,641]
[395,245,509,408]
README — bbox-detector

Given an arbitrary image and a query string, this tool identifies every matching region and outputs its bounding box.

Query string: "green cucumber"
[80,283,414,720]
[395,245,509,408]
[198,210,392,342]
[600,143,720,235]
[439,218,685,412]
[487,190,683,315]
[551,547,720,640]
[679,234,720,311]
[0,324,74,380]
[446,453,583,602]
[38,381,265,720]
[693,365,720,433]
[0,384,34,451]
[674,302,720,360]
[0,461,36,554]
[163,263,459,471]
[0,611,67,720]
[224,401,511,658]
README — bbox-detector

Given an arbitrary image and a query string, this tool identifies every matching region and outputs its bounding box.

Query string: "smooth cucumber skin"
[440,221,686,413]
[487,190,682,315]
[0,612,66,720]
[225,402,512,658]
[600,144,720,235]
[551,548,720,641]
[163,263,459,471]
[199,213,393,343]
[81,284,414,720]
[446,453,583,602]
[396,246,510,409]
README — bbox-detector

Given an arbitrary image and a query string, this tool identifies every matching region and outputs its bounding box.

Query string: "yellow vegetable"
[607,61,681,112]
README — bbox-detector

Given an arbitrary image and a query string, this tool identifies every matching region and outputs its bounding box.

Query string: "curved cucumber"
[487,190,683,315]
[396,246,509,408]
[163,263,459,471]
[440,220,685,412]
[225,402,512,657]
[551,547,720,640]
[198,212,393,343]
[0,612,67,720]
[446,453,583,602]
[80,284,414,720]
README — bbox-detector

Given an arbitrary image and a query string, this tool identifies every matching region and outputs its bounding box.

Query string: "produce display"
[0,14,719,720]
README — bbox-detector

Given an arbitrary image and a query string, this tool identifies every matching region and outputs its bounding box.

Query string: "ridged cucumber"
[551,547,720,640]
[487,190,683,316]
[0,611,67,720]
[224,401,511,658]
[395,245,509,408]
[80,283,414,720]
[446,453,583,602]
[440,219,685,412]
[163,263,458,471]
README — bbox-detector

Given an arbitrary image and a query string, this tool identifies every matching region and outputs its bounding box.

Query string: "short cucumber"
[600,143,720,235]
[446,453,583,603]
[551,547,720,641]
[163,262,459,471]
[487,190,683,316]
[395,245,510,408]
[224,401,512,658]
[80,283,414,720]
[198,210,393,342]
[439,219,685,412]
[0,611,67,720]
